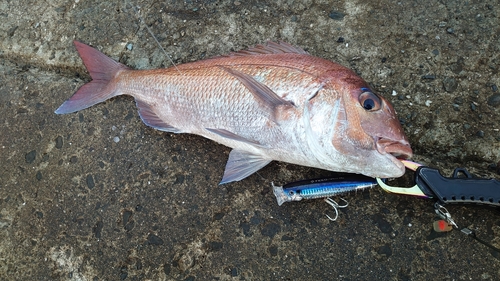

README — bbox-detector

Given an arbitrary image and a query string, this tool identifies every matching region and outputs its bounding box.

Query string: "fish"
[55,41,412,184]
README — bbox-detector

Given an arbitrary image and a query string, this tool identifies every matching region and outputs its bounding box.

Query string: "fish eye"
[358,91,381,111]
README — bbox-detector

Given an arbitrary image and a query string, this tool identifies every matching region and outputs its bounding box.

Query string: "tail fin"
[55,41,130,114]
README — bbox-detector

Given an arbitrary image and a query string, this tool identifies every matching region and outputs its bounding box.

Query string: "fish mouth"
[376,138,413,160]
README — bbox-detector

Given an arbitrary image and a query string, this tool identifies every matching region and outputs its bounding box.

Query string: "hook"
[434,202,458,228]
[324,198,348,221]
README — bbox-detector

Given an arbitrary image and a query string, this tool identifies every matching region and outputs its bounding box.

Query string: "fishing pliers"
[377,160,500,251]
[377,160,500,207]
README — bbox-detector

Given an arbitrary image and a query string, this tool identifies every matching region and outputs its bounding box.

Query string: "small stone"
[93,221,103,239]
[123,210,133,226]
[371,214,393,234]
[25,150,36,163]
[492,84,498,92]
[268,245,278,256]
[376,244,393,258]
[443,77,458,92]
[432,49,439,55]
[231,267,238,276]
[126,43,133,51]
[55,136,63,149]
[476,130,485,138]
[86,174,95,189]
[174,174,185,185]
[446,27,454,34]
[113,136,120,143]
[147,234,164,245]
[8,26,18,37]
[120,266,128,280]
[336,37,344,43]
[453,97,463,105]
[487,94,500,107]
[208,241,223,251]
[260,222,281,238]
[421,74,435,80]
[328,10,345,20]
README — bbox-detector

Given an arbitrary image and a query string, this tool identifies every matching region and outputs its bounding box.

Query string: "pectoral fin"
[220,149,271,184]
[206,128,263,146]
[219,66,295,113]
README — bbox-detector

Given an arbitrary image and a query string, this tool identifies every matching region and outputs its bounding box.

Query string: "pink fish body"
[56,41,412,183]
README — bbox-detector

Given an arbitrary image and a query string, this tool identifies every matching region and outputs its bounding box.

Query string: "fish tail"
[55,41,130,114]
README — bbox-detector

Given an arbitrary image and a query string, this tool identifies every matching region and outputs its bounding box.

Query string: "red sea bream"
[56,41,412,183]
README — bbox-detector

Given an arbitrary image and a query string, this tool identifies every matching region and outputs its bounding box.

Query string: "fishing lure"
[272,175,377,220]
[272,174,377,206]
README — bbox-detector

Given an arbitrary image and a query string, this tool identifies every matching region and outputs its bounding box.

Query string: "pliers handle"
[377,160,500,207]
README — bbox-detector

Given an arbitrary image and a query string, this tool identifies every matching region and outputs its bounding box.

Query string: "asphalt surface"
[1,0,499,280]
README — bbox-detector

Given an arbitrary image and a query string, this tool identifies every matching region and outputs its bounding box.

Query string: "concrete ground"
[1,0,499,280]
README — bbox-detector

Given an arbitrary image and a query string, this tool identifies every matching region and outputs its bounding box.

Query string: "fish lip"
[376,138,413,160]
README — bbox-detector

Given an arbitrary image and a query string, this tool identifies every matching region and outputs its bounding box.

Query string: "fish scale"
[56,41,412,184]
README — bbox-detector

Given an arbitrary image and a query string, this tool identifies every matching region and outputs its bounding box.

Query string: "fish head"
[334,83,413,178]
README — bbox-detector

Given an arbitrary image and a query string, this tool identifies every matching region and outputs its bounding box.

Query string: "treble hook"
[324,197,349,221]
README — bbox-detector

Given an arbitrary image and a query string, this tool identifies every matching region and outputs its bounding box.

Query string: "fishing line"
[128,2,182,75]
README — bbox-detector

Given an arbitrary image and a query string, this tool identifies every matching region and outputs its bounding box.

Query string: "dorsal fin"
[225,41,308,57]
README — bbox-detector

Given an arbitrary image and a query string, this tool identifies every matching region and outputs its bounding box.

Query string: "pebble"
[487,94,500,107]
[421,74,435,80]
[86,174,95,189]
[55,136,63,149]
[25,150,36,163]
[453,97,463,105]
[126,43,133,51]
[328,10,345,20]
[442,77,458,92]
[147,234,164,245]
[113,136,120,143]
[476,130,485,138]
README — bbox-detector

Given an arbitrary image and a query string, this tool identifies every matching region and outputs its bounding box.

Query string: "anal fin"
[136,100,181,133]
[220,149,271,184]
